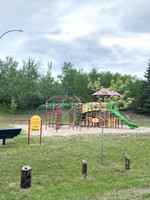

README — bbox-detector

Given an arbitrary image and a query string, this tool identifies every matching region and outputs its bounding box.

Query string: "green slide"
[108,100,139,129]
[112,109,139,129]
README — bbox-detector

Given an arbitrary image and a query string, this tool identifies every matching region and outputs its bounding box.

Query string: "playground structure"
[37,90,139,130]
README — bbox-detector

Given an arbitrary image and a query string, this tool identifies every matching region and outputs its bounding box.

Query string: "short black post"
[21,166,32,188]
[125,155,130,171]
[82,160,87,178]
[2,139,6,145]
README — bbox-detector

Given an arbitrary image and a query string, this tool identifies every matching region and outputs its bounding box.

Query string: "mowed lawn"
[0,112,150,200]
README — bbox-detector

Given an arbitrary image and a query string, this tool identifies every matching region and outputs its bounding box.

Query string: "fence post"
[20,165,32,188]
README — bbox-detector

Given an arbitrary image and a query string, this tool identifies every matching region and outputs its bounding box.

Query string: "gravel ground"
[12,124,150,137]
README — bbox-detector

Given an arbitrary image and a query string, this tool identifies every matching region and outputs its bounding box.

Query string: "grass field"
[0,111,150,200]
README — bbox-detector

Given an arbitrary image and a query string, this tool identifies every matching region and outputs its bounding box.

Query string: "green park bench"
[0,128,22,145]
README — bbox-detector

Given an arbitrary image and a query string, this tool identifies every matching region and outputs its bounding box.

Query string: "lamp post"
[0,29,23,39]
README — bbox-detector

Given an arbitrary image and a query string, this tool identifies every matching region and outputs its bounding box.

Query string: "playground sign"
[28,115,42,145]
[30,115,41,132]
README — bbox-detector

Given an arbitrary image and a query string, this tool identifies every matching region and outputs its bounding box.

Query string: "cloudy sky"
[0,0,150,78]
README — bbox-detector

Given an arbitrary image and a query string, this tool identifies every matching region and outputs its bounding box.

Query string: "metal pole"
[101,120,104,165]
[28,120,30,145]
[40,120,42,144]
[0,29,23,39]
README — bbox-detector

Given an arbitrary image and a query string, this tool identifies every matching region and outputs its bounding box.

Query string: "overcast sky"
[0,0,150,78]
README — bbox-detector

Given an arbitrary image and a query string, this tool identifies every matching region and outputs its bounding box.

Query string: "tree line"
[0,56,149,114]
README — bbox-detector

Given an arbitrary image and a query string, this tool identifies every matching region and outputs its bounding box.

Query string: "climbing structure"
[36,91,138,130]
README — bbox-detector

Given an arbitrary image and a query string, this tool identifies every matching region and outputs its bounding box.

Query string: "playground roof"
[92,88,121,97]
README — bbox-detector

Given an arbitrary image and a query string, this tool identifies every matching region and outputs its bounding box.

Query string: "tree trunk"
[125,155,130,171]
[82,160,87,178]
[20,165,32,188]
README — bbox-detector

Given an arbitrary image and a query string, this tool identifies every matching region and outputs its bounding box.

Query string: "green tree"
[58,62,77,98]
[0,57,19,106]
[88,73,135,110]
[88,69,115,92]
[140,61,150,113]
[20,58,40,109]
[129,77,143,112]
[58,62,90,102]
[99,71,114,88]
[10,97,17,116]
[38,62,61,103]
[70,68,90,101]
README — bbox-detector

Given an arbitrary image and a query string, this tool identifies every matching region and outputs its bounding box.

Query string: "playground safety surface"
[12,124,150,137]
